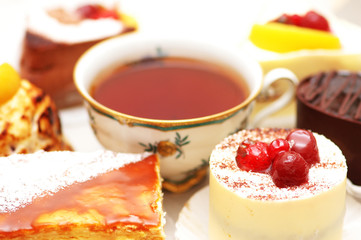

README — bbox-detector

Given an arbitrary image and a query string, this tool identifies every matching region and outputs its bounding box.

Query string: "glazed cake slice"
[209,128,347,240]
[0,150,165,239]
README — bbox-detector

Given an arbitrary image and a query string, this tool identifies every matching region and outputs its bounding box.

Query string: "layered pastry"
[249,10,340,53]
[0,63,71,156]
[245,9,361,127]
[209,128,347,240]
[242,8,361,81]
[20,2,137,108]
[0,150,165,239]
[296,70,361,186]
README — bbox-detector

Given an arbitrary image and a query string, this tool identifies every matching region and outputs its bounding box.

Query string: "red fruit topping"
[300,10,330,32]
[271,151,309,188]
[234,129,320,188]
[275,14,303,26]
[97,10,119,19]
[273,10,330,32]
[236,141,271,172]
[286,129,320,165]
[241,139,256,147]
[267,138,290,161]
[275,14,292,24]
[76,4,119,20]
[289,14,302,26]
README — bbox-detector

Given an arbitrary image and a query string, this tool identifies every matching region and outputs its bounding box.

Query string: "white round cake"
[209,128,347,240]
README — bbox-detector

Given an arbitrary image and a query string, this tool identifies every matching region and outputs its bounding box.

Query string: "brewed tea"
[91,57,249,120]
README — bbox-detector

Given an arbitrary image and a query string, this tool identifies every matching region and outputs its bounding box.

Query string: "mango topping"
[249,22,341,53]
[0,63,21,105]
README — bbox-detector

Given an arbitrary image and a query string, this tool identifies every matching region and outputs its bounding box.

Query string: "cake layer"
[296,71,361,185]
[209,128,347,240]
[0,150,165,239]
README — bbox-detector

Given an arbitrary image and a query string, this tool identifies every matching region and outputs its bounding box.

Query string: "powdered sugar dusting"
[210,128,347,201]
[0,150,150,213]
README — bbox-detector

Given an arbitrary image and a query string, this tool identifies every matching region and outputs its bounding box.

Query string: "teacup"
[74,33,298,192]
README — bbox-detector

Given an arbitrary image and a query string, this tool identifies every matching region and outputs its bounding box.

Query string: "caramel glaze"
[299,71,361,122]
[0,155,160,236]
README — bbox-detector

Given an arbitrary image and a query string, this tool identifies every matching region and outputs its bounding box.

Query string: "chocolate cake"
[296,70,361,185]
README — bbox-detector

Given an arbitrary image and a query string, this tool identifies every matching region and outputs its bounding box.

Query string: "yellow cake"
[0,150,165,239]
[245,10,361,127]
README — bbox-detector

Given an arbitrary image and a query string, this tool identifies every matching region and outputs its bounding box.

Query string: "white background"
[1,0,361,239]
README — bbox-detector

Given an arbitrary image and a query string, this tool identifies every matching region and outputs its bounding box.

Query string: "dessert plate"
[175,186,361,240]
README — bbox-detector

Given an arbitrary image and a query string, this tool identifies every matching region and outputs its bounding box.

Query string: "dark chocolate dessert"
[296,70,361,185]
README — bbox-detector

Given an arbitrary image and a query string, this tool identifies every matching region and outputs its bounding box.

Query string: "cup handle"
[251,68,299,128]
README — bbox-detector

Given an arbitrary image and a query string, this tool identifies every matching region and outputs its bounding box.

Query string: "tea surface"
[91,57,248,120]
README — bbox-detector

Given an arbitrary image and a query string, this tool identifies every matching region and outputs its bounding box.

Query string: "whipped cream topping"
[26,3,124,44]
[240,40,345,62]
[0,150,149,213]
[210,128,347,201]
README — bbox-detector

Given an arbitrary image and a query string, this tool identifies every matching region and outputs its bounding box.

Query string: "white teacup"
[74,33,298,192]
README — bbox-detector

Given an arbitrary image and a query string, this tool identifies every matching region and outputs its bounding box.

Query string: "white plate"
[175,186,361,240]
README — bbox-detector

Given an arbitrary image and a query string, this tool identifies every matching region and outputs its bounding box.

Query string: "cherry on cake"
[0,150,165,239]
[209,128,347,240]
[249,10,341,53]
[240,9,361,84]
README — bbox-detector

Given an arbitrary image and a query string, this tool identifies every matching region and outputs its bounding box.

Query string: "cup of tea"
[74,33,298,192]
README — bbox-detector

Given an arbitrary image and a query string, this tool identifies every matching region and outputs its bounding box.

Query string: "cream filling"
[26,7,124,44]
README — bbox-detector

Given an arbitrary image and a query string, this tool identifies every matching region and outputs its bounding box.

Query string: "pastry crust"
[0,79,72,156]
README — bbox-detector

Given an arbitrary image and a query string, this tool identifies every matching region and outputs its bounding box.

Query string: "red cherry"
[289,14,302,26]
[236,141,271,172]
[241,139,256,147]
[271,151,309,188]
[267,138,290,160]
[97,10,119,19]
[286,129,320,165]
[274,14,292,24]
[300,10,330,32]
[76,4,101,19]
[76,4,119,20]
